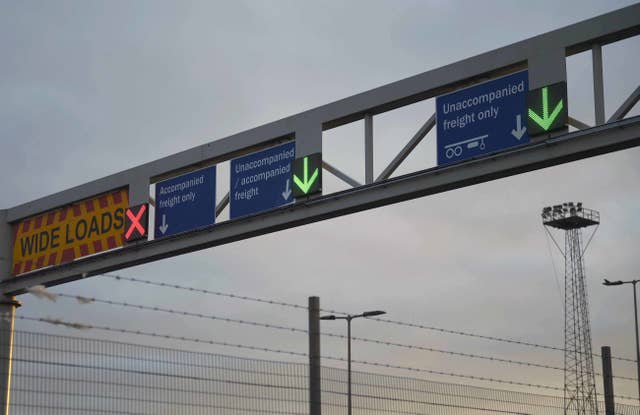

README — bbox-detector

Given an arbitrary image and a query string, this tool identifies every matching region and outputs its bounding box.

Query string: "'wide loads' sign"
[12,188,129,275]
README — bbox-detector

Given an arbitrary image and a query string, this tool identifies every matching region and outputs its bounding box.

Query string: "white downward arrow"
[282,179,292,200]
[159,214,169,235]
[511,114,526,140]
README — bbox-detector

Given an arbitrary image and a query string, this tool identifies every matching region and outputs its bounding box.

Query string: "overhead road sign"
[292,153,322,198]
[229,142,295,220]
[11,189,128,275]
[124,204,149,243]
[154,166,216,238]
[4,117,639,294]
[436,71,529,166]
[527,82,568,136]
[2,4,640,294]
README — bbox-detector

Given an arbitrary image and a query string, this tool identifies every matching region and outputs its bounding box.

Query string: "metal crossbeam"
[2,116,639,295]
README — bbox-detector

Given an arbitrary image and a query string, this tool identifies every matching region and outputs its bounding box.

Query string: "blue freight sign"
[230,142,295,219]
[154,166,216,239]
[436,71,529,166]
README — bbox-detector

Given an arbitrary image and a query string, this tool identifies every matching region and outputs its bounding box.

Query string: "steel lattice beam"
[1,116,639,295]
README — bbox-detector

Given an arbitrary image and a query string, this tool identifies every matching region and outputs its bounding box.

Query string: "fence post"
[309,296,321,415]
[0,295,20,415]
[0,208,20,415]
[601,346,615,415]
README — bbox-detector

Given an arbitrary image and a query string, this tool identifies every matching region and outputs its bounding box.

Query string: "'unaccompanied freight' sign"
[436,71,529,166]
[12,189,129,275]
[229,142,295,219]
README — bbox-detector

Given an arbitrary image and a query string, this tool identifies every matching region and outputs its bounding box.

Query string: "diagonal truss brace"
[609,85,640,123]
[216,193,230,217]
[322,161,362,188]
[568,117,592,130]
[377,113,436,182]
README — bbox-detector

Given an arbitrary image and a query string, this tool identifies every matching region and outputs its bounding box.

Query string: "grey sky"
[2,0,640,402]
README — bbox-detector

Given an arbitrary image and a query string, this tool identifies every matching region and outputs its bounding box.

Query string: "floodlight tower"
[542,202,600,415]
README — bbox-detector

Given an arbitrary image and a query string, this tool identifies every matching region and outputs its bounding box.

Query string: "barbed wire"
[345,357,638,402]
[346,334,565,372]
[9,330,582,407]
[16,315,309,359]
[18,334,633,387]
[15,315,559,390]
[101,273,317,311]
[44,292,637,379]
[47,293,564,371]
[54,292,308,334]
[18,314,640,402]
[369,316,637,363]
[99,273,637,363]
[343,333,636,382]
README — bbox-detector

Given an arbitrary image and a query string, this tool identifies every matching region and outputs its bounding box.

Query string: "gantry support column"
[0,210,20,415]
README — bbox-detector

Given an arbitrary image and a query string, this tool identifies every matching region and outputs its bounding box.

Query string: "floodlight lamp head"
[603,278,624,286]
[320,315,336,320]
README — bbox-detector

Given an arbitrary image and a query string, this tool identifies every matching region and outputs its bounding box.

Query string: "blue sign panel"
[230,142,295,219]
[154,166,216,238]
[436,71,529,166]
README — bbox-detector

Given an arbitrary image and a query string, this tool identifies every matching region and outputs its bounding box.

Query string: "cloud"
[3,0,640,403]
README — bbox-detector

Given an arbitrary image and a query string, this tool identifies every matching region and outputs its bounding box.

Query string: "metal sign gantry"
[2,5,640,415]
[1,5,639,296]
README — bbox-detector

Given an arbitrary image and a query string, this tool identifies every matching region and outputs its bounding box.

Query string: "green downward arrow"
[293,156,319,194]
[528,86,564,131]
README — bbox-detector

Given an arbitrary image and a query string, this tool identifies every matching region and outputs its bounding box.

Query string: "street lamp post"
[321,310,386,415]
[603,278,640,404]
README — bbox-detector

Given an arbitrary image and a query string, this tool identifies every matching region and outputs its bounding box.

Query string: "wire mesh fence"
[4,330,639,414]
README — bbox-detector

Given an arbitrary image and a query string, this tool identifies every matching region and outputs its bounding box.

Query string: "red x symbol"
[125,205,147,239]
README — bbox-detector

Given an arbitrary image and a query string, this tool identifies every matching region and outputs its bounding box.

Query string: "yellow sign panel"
[12,188,129,275]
